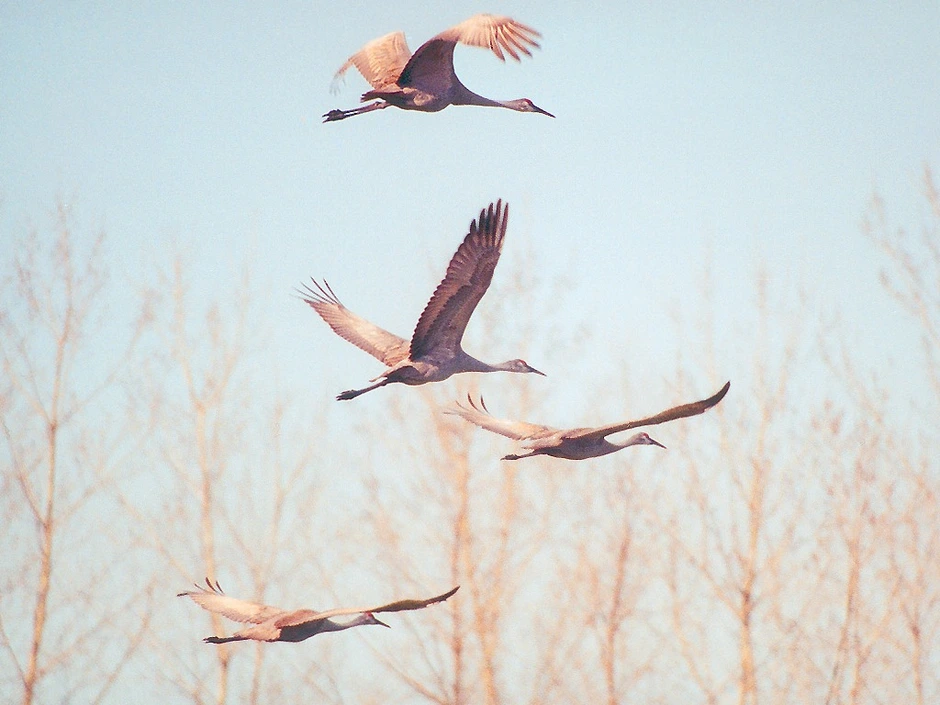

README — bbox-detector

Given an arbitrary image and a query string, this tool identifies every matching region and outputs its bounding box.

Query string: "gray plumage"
[323,14,553,122]
[298,200,545,401]
[446,382,730,461]
[178,579,459,644]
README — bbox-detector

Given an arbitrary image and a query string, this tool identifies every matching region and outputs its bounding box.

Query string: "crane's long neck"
[612,433,660,450]
[451,83,508,109]
[459,353,508,373]
[319,614,373,633]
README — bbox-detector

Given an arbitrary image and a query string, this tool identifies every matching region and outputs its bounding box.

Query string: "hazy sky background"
[2,2,938,447]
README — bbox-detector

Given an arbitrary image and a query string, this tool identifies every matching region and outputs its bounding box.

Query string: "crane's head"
[505,359,546,376]
[625,432,666,450]
[504,98,555,117]
[361,612,391,628]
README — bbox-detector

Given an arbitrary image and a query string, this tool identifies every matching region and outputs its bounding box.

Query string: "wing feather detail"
[298,279,410,367]
[178,579,287,625]
[410,201,507,359]
[296,586,461,624]
[331,30,412,92]
[398,14,540,90]
[572,381,731,442]
[444,395,554,441]
[432,14,540,62]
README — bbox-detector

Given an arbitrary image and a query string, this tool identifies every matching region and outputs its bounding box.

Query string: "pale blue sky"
[1,1,938,415]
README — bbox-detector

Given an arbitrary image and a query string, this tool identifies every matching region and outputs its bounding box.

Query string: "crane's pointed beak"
[528,365,546,376]
[375,617,391,628]
[535,105,555,118]
[650,438,667,450]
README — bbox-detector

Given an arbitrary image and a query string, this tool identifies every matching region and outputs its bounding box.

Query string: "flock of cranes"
[181,13,728,657]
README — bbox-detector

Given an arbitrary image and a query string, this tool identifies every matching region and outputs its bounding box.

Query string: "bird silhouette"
[445,382,730,460]
[298,200,545,401]
[323,14,553,122]
[178,579,459,644]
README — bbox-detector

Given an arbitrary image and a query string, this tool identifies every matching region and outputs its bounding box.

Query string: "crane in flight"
[298,200,545,401]
[178,579,459,644]
[323,13,553,122]
[445,381,730,461]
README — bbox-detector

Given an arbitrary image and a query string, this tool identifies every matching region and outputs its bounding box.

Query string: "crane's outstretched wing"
[444,395,553,441]
[331,30,412,92]
[277,586,460,627]
[178,579,288,625]
[398,15,540,91]
[298,279,411,367]
[410,201,507,359]
[572,381,731,442]
[433,14,541,61]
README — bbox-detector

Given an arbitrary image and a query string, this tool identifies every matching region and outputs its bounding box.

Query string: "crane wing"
[331,30,412,92]
[410,201,507,359]
[178,579,287,625]
[298,279,410,367]
[444,395,554,441]
[280,586,460,626]
[571,381,731,442]
[398,15,540,92]
[272,608,323,629]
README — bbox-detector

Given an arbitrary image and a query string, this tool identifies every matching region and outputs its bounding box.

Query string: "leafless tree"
[864,165,940,405]
[835,166,940,704]
[803,165,940,705]
[0,202,152,705]
[648,173,940,705]
[115,256,328,705]
[656,264,830,705]
[555,455,664,705]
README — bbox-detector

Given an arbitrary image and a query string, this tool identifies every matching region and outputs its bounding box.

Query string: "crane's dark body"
[204,613,370,644]
[512,431,656,461]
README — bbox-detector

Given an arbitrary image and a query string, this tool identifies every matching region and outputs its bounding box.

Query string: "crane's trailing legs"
[323,101,389,123]
[205,634,247,645]
[337,377,391,401]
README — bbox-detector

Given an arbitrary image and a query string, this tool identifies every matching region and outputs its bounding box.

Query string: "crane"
[298,200,545,401]
[323,13,553,122]
[178,579,459,644]
[445,381,730,461]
